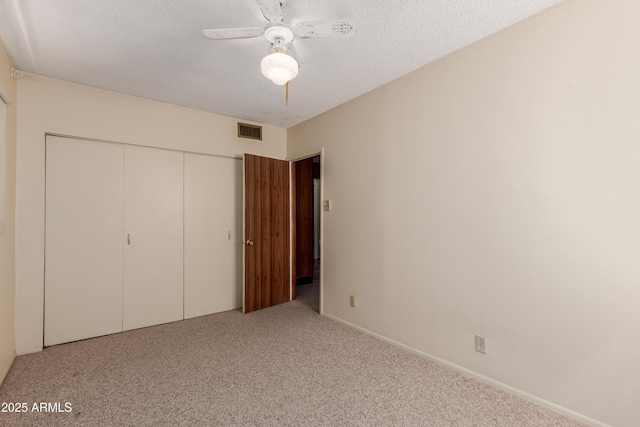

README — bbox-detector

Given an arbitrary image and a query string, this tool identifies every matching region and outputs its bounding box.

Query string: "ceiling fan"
[203,0,356,86]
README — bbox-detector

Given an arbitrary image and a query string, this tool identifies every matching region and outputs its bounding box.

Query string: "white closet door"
[45,136,124,346]
[184,154,242,318]
[123,145,183,330]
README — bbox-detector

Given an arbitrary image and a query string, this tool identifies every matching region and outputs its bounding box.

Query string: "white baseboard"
[0,353,16,386]
[322,313,609,427]
[16,345,42,356]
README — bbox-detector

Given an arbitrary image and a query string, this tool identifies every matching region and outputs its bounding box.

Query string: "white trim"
[241,154,246,313]
[322,313,610,427]
[16,346,42,356]
[0,100,6,234]
[288,148,323,163]
[289,161,293,302]
[46,133,241,160]
[0,87,11,105]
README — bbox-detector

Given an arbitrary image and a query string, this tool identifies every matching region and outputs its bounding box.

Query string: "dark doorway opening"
[292,155,320,312]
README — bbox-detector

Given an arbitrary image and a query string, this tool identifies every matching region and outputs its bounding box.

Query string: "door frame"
[289,148,325,315]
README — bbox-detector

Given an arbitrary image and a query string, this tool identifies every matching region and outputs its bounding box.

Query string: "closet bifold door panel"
[45,136,124,346]
[184,154,242,319]
[123,145,184,331]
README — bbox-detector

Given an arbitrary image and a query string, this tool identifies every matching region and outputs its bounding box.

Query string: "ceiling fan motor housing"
[264,23,294,50]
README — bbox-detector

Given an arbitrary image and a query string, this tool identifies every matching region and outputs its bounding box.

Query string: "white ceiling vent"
[238,123,262,141]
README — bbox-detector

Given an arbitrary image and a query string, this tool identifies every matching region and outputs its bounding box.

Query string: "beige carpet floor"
[0,283,582,426]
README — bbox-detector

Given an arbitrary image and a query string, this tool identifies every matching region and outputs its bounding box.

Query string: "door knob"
[246,240,254,246]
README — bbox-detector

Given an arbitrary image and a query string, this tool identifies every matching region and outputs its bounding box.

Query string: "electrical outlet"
[349,295,356,307]
[475,335,486,354]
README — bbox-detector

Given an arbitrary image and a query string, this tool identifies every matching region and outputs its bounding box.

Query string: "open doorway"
[292,155,321,312]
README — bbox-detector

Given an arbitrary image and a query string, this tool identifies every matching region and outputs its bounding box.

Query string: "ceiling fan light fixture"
[204,3,356,86]
[261,51,298,85]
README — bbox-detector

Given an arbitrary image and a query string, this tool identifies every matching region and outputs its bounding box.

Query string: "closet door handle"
[127,234,131,245]
[246,240,254,246]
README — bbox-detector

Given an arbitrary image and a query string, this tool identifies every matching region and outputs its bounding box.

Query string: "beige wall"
[15,77,286,355]
[288,1,639,426]
[0,38,17,384]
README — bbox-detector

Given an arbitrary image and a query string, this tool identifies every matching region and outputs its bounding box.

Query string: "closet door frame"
[44,134,246,344]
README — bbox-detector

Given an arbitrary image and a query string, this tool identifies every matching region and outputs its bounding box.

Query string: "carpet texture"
[0,283,582,426]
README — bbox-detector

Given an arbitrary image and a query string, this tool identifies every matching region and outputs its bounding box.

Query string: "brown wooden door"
[244,154,291,313]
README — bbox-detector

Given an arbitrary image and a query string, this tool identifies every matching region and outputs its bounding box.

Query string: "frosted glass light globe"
[261,51,298,85]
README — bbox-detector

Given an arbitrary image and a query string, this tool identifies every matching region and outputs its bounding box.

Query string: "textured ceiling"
[0,0,562,128]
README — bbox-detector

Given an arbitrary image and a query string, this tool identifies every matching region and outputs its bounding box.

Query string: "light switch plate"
[475,335,486,354]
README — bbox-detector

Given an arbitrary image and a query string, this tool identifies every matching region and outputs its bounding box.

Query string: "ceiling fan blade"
[293,20,356,38]
[256,0,283,22]
[203,27,264,40]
